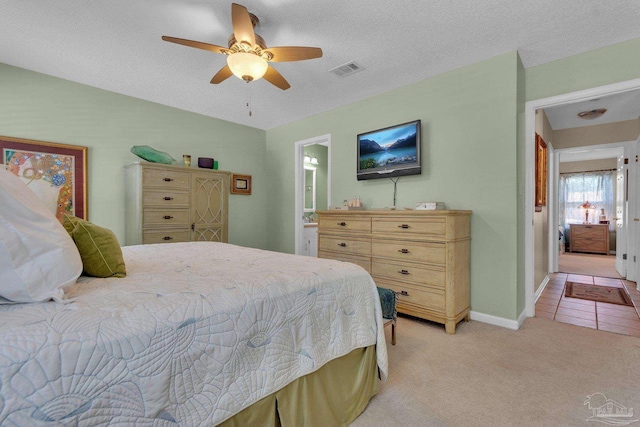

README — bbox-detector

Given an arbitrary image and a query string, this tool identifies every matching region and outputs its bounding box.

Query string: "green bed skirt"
[217,345,379,427]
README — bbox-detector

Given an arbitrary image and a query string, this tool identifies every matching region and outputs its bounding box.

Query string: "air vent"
[329,61,363,77]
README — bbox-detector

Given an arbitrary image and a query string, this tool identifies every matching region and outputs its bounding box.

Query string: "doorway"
[554,144,626,279]
[525,79,640,318]
[294,134,331,256]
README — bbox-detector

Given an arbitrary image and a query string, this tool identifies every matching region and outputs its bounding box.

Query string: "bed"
[0,241,388,426]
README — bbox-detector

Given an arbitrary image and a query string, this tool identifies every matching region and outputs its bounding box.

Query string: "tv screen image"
[357,120,421,180]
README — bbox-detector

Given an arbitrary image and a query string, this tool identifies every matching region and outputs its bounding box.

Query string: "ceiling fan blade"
[162,36,227,54]
[231,3,256,47]
[264,46,323,62]
[211,65,233,84]
[263,66,290,90]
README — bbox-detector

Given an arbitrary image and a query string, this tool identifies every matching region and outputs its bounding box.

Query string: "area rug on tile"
[565,282,633,306]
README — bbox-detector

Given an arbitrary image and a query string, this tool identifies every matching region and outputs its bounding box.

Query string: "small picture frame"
[231,173,251,195]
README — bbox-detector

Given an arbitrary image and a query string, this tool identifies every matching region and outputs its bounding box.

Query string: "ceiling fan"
[162,3,322,90]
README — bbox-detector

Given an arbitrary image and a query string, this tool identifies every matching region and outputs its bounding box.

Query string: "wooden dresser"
[124,162,230,246]
[569,224,609,255]
[318,209,471,334]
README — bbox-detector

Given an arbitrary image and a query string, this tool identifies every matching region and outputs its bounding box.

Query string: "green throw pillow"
[62,215,76,235]
[62,215,126,278]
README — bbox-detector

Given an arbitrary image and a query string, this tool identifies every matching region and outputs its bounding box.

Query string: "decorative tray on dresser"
[317,209,472,334]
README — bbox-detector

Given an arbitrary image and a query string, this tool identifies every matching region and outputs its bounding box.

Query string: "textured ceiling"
[2,1,640,130]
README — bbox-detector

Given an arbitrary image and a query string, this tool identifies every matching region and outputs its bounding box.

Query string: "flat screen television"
[357,120,421,180]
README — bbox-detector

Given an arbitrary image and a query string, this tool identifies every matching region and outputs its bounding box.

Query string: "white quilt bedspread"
[0,242,388,426]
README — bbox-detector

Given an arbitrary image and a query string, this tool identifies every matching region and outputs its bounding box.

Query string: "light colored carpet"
[351,315,640,427]
[559,252,623,279]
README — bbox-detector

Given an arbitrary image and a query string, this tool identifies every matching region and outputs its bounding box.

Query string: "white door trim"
[547,143,558,273]
[524,77,640,318]
[294,134,331,255]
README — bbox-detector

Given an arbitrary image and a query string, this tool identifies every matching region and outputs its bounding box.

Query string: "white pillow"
[0,167,82,303]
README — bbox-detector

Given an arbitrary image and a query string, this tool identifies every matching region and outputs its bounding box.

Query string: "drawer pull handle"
[162,236,173,241]
[337,222,347,226]
[585,226,592,228]
[163,215,173,220]
[338,243,347,247]
[163,196,174,201]
[398,249,410,254]
[398,269,410,275]
[163,177,174,182]
[400,290,409,296]
[398,224,410,229]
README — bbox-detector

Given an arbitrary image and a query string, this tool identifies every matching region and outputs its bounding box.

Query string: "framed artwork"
[230,173,251,195]
[535,133,547,211]
[1,135,88,220]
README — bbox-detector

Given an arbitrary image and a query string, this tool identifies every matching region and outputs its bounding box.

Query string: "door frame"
[294,134,331,255]
[524,78,640,318]
[633,138,640,285]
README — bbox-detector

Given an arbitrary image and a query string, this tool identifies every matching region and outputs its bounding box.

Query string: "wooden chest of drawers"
[318,209,471,334]
[124,162,230,246]
[569,224,609,255]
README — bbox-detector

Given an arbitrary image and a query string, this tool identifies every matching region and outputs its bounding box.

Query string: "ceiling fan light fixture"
[227,52,268,82]
[162,3,321,90]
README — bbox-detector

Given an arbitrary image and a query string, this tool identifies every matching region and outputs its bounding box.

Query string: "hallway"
[535,272,640,337]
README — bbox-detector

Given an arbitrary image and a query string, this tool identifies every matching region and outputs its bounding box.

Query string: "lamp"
[579,201,596,224]
[310,156,318,165]
[304,154,311,163]
[227,52,268,82]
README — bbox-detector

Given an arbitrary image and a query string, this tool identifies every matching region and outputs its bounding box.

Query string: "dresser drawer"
[372,260,445,288]
[143,168,190,190]
[372,241,445,265]
[571,240,608,254]
[318,235,371,256]
[572,225,607,240]
[318,251,371,273]
[143,209,190,227]
[142,229,191,244]
[376,280,445,312]
[372,217,446,236]
[320,217,371,233]
[143,190,189,207]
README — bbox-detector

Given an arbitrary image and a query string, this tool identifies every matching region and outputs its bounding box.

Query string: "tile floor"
[535,273,640,337]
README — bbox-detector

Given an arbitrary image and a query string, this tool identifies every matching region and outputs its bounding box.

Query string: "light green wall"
[4,34,640,322]
[0,63,267,249]
[526,37,640,101]
[516,54,527,316]
[267,52,522,320]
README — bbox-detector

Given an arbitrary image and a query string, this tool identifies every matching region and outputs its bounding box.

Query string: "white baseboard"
[517,309,529,328]
[470,310,522,330]
[534,275,550,303]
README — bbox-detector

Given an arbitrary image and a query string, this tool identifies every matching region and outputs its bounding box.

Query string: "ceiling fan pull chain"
[246,83,252,117]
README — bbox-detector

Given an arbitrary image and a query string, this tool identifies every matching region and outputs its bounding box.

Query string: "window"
[559,171,614,231]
